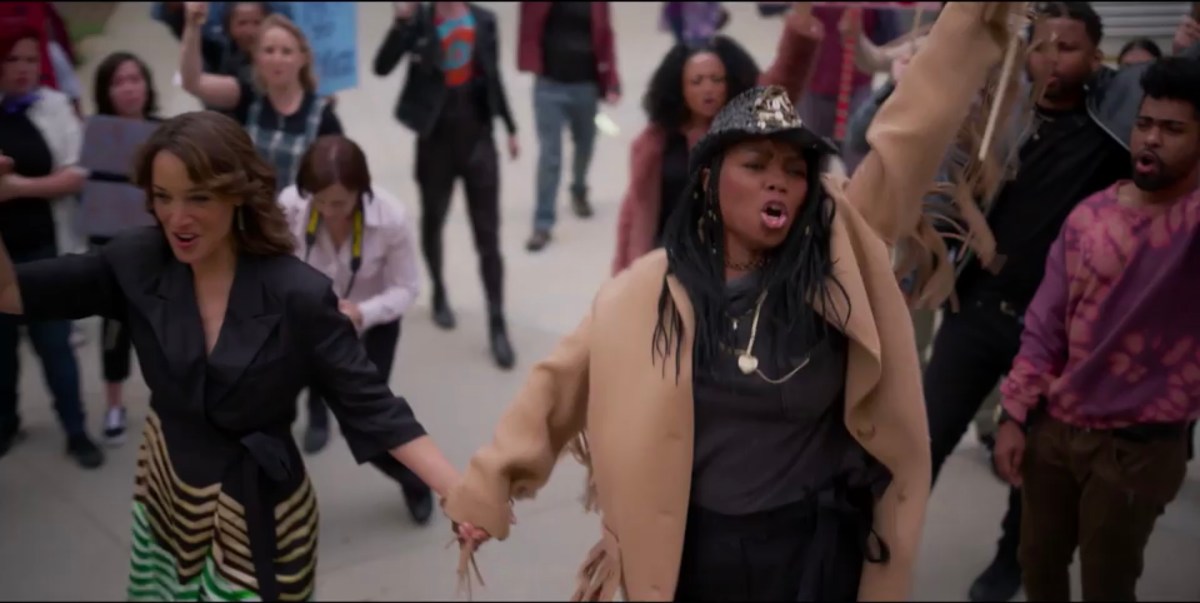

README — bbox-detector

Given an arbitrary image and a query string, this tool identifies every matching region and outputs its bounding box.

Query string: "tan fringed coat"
[443,3,1016,601]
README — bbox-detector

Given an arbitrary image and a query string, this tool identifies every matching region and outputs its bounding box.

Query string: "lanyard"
[304,206,364,298]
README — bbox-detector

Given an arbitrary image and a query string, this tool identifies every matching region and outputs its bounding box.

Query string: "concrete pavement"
[1,2,1197,600]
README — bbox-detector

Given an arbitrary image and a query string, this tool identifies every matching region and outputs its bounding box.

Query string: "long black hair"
[642,36,761,132]
[651,145,849,379]
[1117,37,1162,65]
[93,51,158,118]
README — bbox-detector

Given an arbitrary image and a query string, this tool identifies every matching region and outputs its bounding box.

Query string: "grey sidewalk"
[1,3,1197,600]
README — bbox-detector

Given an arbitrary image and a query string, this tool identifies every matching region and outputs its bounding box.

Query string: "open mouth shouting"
[761,200,789,230]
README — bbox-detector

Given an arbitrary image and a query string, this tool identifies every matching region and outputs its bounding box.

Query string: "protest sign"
[290,2,358,97]
[78,116,161,238]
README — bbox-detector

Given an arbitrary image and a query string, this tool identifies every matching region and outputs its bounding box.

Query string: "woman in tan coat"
[610,4,822,274]
[445,3,1022,600]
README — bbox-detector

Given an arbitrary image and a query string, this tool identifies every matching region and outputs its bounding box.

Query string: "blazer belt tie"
[795,477,891,601]
[237,430,294,601]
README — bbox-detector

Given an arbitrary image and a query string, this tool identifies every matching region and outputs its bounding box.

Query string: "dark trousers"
[91,237,134,384]
[0,244,87,437]
[415,88,504,310]
[923,296,1026,559]
[1020,418,1188,601]
[675,500,866,602]
[308,319,430,497]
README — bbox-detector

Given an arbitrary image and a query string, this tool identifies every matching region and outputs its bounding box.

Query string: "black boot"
[303,425,329,454]
[403,484,434,525]
[571,187,594,219]
[488,312,515,370]
[969,546,1022,602]
[0,420,24,459]
[432,285,456,330]
[67,433,105,469]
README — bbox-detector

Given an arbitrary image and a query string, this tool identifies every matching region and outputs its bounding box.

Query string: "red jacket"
[517,2,620,96]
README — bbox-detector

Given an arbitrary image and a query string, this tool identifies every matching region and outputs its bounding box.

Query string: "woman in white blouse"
[277,134,433,524]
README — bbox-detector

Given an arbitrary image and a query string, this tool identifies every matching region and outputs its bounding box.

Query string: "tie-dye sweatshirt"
[1001,181,1200,428]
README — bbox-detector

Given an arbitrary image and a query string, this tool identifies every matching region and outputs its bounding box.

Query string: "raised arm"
[372,3,422,77]
[758,4,824,103]
[442,312,592,540]
[846,2,1021,246]
[1000,232,1071,424]
[179,2,241,110]
[844,81,894,158]
[300,284,459,496]
[0,234,126,320]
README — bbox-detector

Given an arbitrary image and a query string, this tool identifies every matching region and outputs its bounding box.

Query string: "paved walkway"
[1,3,1197,600]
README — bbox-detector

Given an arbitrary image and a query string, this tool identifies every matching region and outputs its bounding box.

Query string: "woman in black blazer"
[0,111,462,601]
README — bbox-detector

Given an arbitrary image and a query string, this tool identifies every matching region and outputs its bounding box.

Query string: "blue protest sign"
[290,2,358,97]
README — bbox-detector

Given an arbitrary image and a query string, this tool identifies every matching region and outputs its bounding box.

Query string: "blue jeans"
[0,244,87,437]
[533,78,599,232]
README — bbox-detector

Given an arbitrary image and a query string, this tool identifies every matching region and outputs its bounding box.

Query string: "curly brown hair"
[133,111,296,256]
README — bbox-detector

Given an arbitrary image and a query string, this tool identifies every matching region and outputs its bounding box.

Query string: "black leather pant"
[415,87,504,311]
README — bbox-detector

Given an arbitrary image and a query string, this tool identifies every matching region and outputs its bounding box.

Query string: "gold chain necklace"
[725,256,765,272]
[736,291,812,385]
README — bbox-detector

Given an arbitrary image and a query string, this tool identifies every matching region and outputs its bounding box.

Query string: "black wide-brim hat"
[689,85,839,174]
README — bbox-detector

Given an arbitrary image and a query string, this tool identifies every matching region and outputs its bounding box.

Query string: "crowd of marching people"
[1,1,1199,601]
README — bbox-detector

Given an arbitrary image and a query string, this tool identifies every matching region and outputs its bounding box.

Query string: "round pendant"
[737,354,759,375]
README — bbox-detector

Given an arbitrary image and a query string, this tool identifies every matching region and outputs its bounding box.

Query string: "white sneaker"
[103,407,127,447]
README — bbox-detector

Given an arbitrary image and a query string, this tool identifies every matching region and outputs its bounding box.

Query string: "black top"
[14,227,426,463]
[960,105,1129,310]
[0,113,57,256]
[542,2,596,85]
[657,131,691,244]
[232,78,343,137]
[690,274,885,515]
[372,3,517,138]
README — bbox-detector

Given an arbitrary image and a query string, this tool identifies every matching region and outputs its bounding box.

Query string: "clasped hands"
[450,507,516,552]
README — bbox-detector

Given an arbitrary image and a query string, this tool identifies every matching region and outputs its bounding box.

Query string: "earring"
[237,206,245,232]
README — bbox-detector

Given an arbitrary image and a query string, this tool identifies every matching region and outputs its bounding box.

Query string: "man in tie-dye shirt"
[994,57,1200,602]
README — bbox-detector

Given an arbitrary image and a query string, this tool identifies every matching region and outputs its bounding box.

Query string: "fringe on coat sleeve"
[888,19,1049,311]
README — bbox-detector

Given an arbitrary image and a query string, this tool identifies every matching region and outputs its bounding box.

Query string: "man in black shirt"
[922,4,1171,601]
[517,2,621,252]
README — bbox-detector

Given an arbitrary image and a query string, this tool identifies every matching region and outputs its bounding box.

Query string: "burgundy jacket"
[517,2,620,96]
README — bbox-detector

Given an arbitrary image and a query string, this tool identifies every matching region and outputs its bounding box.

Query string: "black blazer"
[14,227,426,465]
[372,3,517,138]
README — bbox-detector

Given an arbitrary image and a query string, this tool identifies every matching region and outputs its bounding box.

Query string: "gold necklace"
[725,256,765,271]
[737,291,812,385]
